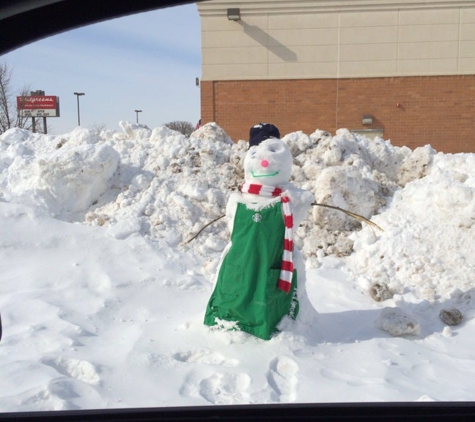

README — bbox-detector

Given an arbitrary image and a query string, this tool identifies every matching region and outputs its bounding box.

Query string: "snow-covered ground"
[0,121,474,411]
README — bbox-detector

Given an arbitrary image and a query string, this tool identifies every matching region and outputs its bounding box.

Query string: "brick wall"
[200,75,475,153]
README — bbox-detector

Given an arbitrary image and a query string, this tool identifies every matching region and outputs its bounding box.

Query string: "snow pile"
[89,122,241,253]
[0,121,473,303]
[0,127,119,215]
[289,129,435,265]
[2,121,475,409]
[348,151,475,304]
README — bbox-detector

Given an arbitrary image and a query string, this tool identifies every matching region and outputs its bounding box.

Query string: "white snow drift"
[1,121,475,410]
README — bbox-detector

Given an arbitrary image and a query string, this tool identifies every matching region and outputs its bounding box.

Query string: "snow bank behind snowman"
[3,121,474,307]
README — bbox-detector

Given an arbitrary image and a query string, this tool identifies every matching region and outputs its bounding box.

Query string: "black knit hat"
[248,123,280,148]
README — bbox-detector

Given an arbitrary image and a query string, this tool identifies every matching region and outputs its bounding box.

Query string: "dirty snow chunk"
[309,129,331,144]
[439,308,463,326]
[369,282,394,302]
[310,165,384,231]
[376,307,420,336]
[191,122,233,145]
[397,145,436,186]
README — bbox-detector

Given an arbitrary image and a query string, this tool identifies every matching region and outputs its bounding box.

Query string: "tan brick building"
[197,0,475,153]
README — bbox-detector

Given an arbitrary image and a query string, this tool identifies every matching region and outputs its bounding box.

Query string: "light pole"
[73,92,85,126]
[135,109,142,124]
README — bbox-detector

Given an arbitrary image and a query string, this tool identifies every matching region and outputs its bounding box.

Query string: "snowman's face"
[244,137,292,186]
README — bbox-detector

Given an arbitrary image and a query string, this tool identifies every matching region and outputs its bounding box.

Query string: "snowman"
[204,123,316,340]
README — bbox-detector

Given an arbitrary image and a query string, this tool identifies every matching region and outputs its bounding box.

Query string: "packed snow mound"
[1,121,473,304]
[348,152,475,302]
[285,128,436,264]
[1,127,119,215]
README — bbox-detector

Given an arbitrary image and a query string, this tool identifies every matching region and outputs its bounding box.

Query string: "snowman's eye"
[268,143,283,153]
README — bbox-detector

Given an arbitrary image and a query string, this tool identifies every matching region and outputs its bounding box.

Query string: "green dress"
[204,201,298,340]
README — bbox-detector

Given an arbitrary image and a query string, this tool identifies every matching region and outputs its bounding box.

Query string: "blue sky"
[2,4,202,134]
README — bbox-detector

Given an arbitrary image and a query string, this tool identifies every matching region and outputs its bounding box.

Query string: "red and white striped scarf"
[241,182,293,293]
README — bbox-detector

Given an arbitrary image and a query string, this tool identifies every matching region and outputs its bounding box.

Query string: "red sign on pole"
[17,95,60,117]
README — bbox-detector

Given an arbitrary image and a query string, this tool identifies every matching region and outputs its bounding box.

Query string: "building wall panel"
[197,1,475,152]
[201,76,475,153]
[199,1,475,80]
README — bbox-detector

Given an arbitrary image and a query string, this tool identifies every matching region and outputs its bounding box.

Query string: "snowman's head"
[244,137,293,186]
